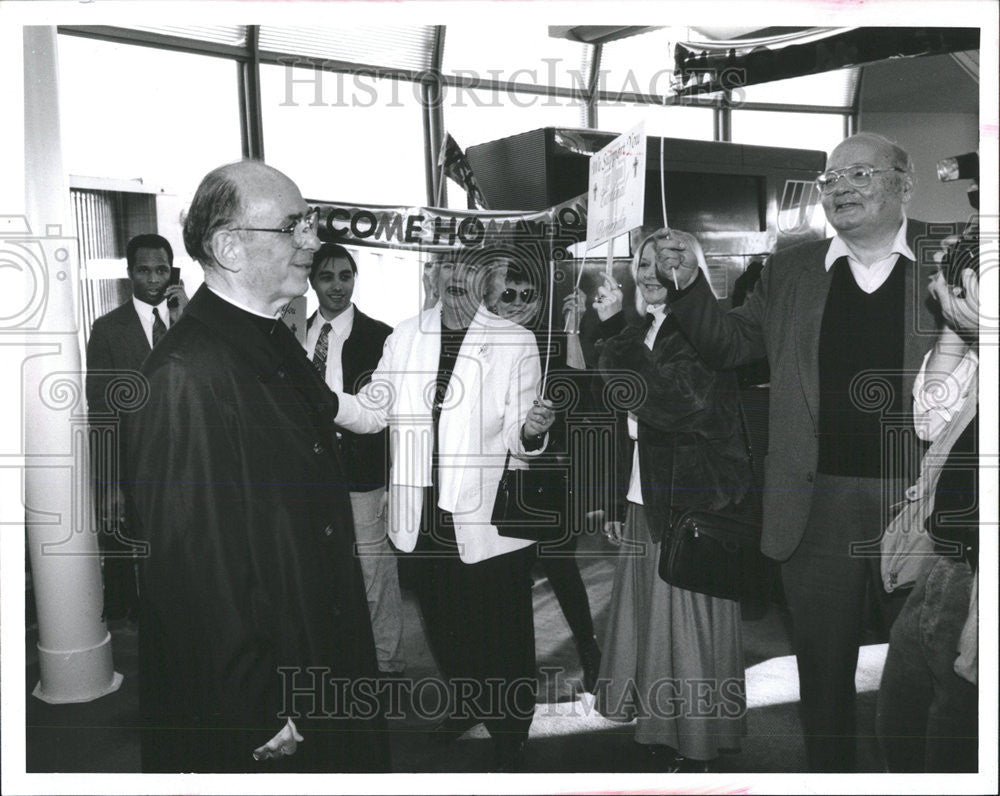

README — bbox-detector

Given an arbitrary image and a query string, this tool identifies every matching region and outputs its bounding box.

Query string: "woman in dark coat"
[592,233,752,771]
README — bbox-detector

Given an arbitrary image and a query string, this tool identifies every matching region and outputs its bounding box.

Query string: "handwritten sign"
[585,122,646,249]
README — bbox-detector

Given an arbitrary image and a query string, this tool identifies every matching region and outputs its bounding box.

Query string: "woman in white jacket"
[334,249,554,771]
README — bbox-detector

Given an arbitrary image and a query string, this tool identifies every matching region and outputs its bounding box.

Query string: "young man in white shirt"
[306,243,405,677]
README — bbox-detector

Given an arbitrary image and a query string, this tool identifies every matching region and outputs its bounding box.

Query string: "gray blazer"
[670,219,941,560]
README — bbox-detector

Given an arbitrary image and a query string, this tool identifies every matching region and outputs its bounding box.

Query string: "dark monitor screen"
[646,172,767,232]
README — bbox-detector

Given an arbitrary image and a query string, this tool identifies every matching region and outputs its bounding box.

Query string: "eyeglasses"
[233,208,320,241]
[815,164,906,193]
[499,287,537,304]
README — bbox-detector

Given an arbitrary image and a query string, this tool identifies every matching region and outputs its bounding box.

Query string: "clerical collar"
[206,284,280,319]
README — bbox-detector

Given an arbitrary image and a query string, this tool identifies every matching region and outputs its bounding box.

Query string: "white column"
[23,26,121,703]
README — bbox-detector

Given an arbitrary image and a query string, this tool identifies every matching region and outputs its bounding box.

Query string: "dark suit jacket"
[86,300,151,419]
[308,306,392,492]
[670,219,941,560]
[124,286,388,773]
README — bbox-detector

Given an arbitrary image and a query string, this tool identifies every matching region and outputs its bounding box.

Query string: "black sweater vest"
[817,256,906,477]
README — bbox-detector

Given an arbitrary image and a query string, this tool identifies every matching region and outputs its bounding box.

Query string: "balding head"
[821,132,915,243]
[831,132,913,177]
[183,161,301,269]
[184,160,320,314]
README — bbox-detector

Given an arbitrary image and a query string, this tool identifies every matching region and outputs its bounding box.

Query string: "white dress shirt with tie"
[132,295,171,349]
[305,304,355,393]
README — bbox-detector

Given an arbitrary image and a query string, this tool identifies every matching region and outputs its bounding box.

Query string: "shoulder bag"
[657,403,775,601]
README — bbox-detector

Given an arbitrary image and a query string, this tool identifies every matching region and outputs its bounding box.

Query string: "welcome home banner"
[315,193,588,255]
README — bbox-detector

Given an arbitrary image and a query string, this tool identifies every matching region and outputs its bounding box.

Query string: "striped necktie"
[312,322,332,376]
[152,307,166,347]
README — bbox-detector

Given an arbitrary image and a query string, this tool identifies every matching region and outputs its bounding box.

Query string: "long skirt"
[595,501,746,760]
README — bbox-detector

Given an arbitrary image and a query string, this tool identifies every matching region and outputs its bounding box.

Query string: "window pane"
[125,25,247,47]
[58,35,242,207]
[260,63,427,206]
[730,109,844,155]
[443,24,591,90]
[598,27,681,101]
[737,67,858,109]
[443,86,582,150]
[596,102,714,141]
[259,25,436,72]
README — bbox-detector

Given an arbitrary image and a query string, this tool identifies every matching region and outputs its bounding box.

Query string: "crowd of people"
[84,132,980,774]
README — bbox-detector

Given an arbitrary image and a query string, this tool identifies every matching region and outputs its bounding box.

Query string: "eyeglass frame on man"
[232,207,320,241]
[499,287,538,304]
[815,164,907,193]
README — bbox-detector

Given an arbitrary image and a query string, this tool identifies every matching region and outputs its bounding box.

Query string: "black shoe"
[674,755,713,773]
[492,737,526,772]
[640,743,682,772]
[427,713,481,743]
[575,635,602,693]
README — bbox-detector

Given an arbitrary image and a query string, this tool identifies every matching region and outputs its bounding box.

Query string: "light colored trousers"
[350,487,405,673]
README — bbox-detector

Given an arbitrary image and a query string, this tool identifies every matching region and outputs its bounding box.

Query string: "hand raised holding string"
[649,229,702,290]
[592,275,624,321]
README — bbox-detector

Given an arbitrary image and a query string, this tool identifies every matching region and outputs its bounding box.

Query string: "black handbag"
[492,449,572,542]
[657,404,776,601]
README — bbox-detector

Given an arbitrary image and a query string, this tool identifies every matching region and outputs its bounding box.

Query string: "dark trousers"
[412,493,536,743]
[534,534,596,644]
[97,526,140,621]
[876,557,978,772]
[781,473,907,772]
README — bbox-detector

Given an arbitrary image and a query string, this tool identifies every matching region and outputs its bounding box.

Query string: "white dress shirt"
[305,304,355,393]
[626,303,668,505]
[824,219,915,294]
[132,295,171,349]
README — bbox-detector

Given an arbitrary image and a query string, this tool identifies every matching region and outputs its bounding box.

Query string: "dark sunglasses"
[499,287,537,304]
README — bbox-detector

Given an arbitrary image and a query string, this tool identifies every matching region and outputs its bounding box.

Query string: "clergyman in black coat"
[122,161,389,773]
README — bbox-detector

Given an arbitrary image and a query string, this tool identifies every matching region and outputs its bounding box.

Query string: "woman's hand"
[562,289,587,333]
[522,399,555,440]
[592,275,623,321]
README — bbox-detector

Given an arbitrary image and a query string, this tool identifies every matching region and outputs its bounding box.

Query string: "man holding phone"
[86,232,188,623]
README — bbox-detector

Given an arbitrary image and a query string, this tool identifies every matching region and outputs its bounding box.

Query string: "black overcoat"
[124,285,389,773]
[597,312,753,539]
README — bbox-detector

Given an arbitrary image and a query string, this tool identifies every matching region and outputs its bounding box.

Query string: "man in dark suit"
[122,161,389,772]
[85,233,188,622]
[649,132,943,771]
[305,242,404,677]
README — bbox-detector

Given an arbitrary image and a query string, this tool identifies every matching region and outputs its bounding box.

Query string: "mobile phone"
[168,267,181,307]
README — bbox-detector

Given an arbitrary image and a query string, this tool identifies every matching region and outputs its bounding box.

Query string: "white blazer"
[335,304,544,563]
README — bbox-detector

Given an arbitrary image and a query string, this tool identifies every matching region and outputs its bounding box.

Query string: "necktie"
[312,322,332,377]
[152,308,166,347]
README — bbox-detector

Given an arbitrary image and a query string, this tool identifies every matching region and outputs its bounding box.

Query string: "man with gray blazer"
[651,132,942,771]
